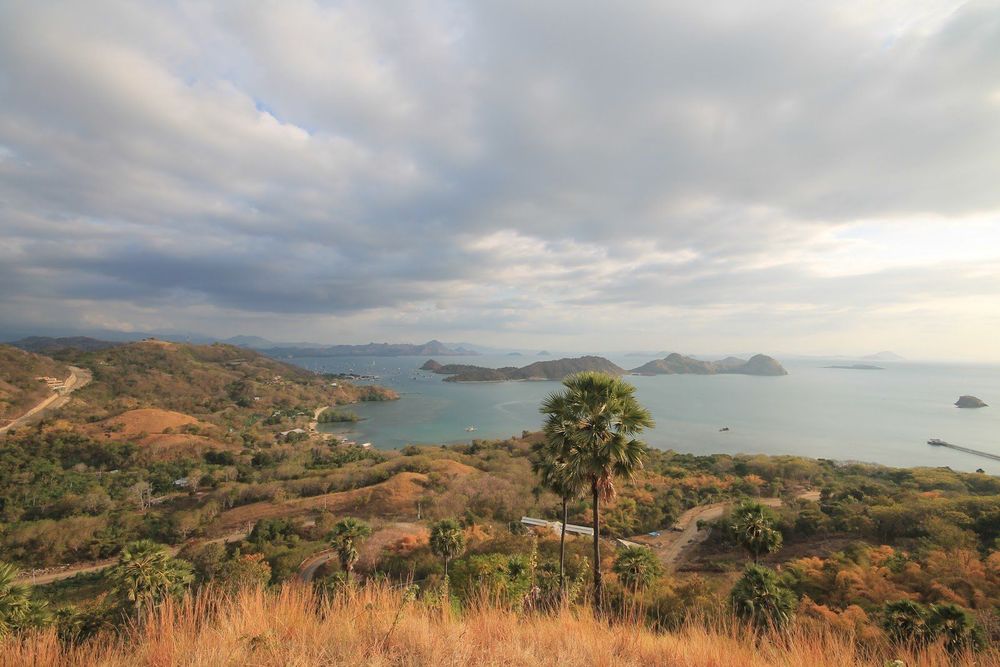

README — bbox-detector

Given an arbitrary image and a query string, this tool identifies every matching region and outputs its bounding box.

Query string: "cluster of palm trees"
[533,371,654,610]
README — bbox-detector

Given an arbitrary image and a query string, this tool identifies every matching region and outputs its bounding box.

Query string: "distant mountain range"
[262,340,478,358]
[421,353,787,382]
[862,351,905,361]
[10,336,122,353]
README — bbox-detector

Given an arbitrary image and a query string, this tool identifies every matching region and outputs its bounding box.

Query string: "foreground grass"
[5,584,996,666]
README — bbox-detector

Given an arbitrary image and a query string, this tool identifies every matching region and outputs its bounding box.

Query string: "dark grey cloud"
[0,0,998,357]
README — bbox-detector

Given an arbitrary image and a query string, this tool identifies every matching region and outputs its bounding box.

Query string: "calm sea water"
[285,354,1000,474]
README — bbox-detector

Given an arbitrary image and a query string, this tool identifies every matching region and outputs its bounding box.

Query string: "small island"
[825,364,884,370]
[955,395,988,409]
[630,353,788,376]
[422,356,625,382]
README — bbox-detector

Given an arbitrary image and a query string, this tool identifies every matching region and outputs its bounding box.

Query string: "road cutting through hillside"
[0,366,92,434]
[626,489,821,567]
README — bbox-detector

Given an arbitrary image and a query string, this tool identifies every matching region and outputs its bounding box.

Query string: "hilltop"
[422,356,626,382]
[631,353,788,376]
[0,344,70,422]
[262,339,477,358]
[9,335,120,355]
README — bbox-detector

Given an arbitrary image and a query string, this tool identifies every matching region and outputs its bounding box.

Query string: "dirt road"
[627,490,820,567]
[0,366,92,434]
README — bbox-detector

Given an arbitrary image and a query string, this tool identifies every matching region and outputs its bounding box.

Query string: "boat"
[719,426,730,432]
[927,438,949,446]
[465,426,477,432]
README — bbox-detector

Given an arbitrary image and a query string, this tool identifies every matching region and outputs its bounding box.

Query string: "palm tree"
[531,436,583,598]
[928,603,983,653]
[881,599,933,646]
[730,564,797,630]
[329,518,372,584]
[429,518,466,579]
[0,562,32,636]
[730,501,783,564]
[542,372,654,611]
[612,545,662,593]
[107,540,192,618]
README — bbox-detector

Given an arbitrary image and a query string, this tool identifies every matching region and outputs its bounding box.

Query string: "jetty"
[928,439,1000,463]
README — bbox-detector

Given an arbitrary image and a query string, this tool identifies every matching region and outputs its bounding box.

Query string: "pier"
[928,440,1000,463]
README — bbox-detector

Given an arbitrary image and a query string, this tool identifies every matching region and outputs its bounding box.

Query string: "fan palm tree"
[612,545,662,593]
[542,372,654,611]
[107,540,192,618]
[531,434,583,598]
[329,518,372,584]
[730,564,796,630]
[730,501,783,564]
[429,518,466,579]
[0,561,33,636]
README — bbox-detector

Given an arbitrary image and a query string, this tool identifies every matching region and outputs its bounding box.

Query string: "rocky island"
[955,395,988,408]
[630,353,788,376]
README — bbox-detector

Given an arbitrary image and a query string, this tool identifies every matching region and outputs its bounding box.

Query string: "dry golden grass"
[91,408,205,439]
[4,584,996,667]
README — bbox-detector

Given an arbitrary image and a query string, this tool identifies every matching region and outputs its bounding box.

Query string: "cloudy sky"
[2,1,999,359]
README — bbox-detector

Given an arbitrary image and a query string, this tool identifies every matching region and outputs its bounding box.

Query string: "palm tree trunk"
[559,495,568,600]
[592,482,602,614]
[444,556,449,579]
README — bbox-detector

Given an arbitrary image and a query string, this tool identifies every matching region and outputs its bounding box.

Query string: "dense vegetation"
[0,345,69,421]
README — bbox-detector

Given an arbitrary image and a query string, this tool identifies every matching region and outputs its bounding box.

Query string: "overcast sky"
[2,1,999,359]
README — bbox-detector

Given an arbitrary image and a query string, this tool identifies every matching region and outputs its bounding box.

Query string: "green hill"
[0,344,70,421]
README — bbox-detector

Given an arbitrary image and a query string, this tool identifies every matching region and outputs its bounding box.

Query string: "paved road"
[0,366,92,434]
[627,490,821,567]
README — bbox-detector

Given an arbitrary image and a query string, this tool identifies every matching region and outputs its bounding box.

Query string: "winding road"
[0,366,92,434]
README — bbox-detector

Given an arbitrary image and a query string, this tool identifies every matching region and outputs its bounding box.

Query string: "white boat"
[465,426,477,432]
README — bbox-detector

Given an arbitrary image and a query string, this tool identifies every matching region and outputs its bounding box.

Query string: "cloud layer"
[2,1,999,358]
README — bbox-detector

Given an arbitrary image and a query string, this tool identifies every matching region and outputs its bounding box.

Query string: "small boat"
[465,426,477,432]
[719,426,730,432]
[927,438,949,446]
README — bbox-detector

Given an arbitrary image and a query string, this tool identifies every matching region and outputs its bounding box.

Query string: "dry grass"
[4,584,996,667]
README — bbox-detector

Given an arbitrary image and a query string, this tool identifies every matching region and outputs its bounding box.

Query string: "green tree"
[0,562,34,635]
[541,372,654,611]
[730,564,796,630]
[881,600,933,646]
[730,501,783,563]
[328,518,372,584]
[531,436,583,598]
[612,545,663,592]
[107,540,193,618]
[928,603,983,653]
[429,518,466,579]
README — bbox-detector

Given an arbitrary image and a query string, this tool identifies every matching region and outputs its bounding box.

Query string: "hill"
[631,353,788,376]
[9,336,120,354]
[863,351,906,361]
[55,340,397,430]
[422,356,626,382]
[0,344,70,421]
[262,339,477,358]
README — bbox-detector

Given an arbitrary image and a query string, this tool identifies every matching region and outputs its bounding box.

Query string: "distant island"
[261,340,477,358]
[955,395,988,408]
[421,352,788,382]
[825,364,884,370]
[863,351,905,361]
[537,350,551,356]
[630,353,788,376]
[422,356,625,382]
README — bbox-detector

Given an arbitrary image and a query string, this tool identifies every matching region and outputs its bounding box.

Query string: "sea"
[284,354,1000,474]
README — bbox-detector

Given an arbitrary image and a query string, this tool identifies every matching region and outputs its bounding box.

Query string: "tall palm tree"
[531,435,583,598]
[730,501,783,564]
[612,545,662,593]
[329,518,372,584]
[108,540,192,618]
[429,518,466,580]
[542,372,654,612]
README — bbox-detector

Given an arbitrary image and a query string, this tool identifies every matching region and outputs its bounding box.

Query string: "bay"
[284,354,1000,474]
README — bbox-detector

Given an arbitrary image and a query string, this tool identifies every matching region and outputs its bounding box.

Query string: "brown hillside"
[92,408,205,438]
[218,472,429,528]
[0,344,70,420]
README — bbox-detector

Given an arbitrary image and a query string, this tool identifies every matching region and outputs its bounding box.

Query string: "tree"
[928,603,983,653]
[881,600,933,646]
[107,540,193,618]
[541,372,654,611]
[730,501,783,564]
[429,519,466,579]
[328,518,372,584]
[612,545,663,592]
[0,562,33,636]
[730,564,797,630]
[531,436,583,599]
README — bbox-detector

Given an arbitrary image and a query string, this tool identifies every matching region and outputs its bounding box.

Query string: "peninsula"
[422,356,625,382]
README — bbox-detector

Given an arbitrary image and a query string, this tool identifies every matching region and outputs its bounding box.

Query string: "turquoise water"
[287,355,1000,474]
